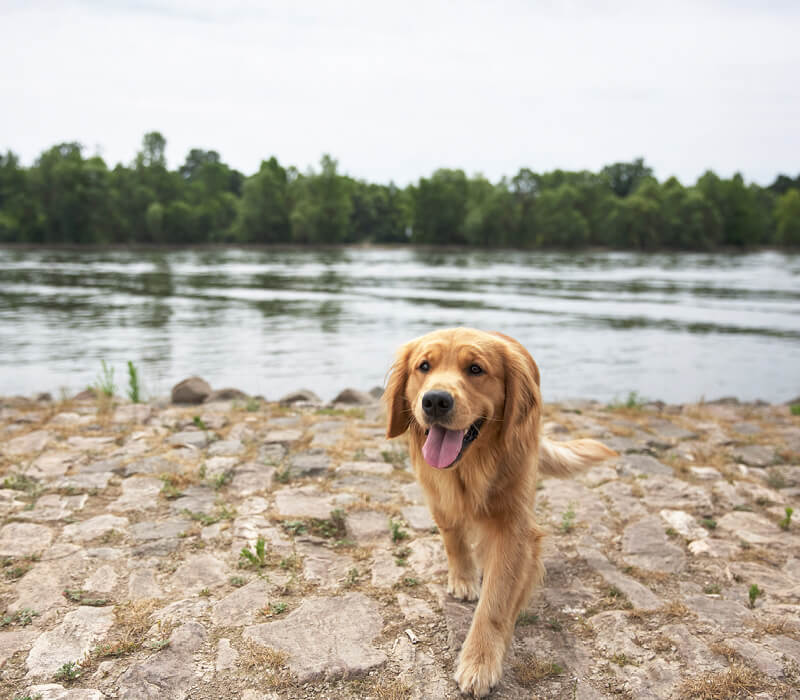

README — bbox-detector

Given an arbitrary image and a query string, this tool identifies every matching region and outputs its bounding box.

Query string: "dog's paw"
[447,570,481,601]
[454,642,504,697]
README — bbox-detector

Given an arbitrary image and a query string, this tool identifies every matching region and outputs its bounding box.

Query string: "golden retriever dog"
[384,327,616,697]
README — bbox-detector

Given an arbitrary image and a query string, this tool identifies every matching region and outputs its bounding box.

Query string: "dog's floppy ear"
[500,336,541,446]
[384,343,412,438]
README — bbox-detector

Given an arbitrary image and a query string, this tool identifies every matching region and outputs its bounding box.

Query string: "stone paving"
[0,390,799,699]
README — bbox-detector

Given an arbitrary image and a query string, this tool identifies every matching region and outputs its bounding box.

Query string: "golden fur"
[384,327,616,697]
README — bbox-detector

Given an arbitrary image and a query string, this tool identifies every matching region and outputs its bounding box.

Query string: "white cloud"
[1,0,798,185]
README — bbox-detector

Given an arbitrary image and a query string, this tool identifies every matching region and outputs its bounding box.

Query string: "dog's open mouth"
[422,419,484,469]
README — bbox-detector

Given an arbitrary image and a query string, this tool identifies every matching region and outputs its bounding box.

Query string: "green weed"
[63,589,111,606]
[390,519,409,543]
[54,660,82,681]
[560,504,577,533]
[701,518,717,530]
[778,506,793,531]
[126,360,141,403]
[748,584,763,608]
[240,536,269,569]
[94,360,116,397]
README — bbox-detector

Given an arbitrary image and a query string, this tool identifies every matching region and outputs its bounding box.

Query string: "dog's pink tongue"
[422,425,465,469]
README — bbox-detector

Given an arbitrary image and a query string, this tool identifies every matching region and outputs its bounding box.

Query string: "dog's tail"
[538,436,617,478]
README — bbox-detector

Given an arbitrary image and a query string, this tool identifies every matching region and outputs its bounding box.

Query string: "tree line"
[1,132,798,249]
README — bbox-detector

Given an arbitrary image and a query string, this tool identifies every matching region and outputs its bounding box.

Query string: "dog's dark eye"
[419,361,430,373]
[469,364,483,375]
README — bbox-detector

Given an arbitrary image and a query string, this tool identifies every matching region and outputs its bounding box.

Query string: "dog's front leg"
[454,520,544,697]
[432,510,481,601]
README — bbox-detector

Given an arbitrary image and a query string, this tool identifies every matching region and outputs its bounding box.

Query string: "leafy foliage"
[1,135,798,249]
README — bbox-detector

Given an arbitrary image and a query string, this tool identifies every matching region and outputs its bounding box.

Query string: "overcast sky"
[2,0,799,186]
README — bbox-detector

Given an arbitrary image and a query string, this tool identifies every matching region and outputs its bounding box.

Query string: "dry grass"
[93,599,165,660]
[240,640,293,688]
[708,642,739,663]
[752,616,800,641]
[513,653,565,686]
[678,664,781,699]
[373,678,412,700]
[240,641,288,670]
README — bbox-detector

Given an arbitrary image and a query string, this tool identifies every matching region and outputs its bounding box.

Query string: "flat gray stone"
[168,430,208,448]
[288,450,331,477]
[401,482,425,504]
[54,471,113,491]
[230,463,275,497]
[370,548,406,587]
[211,579,271,626]
[684,594,753,631]
[112,404,153,424]
[617,454,672,477]
[337,460,393,476]
[716,511,784,545]
[396,592,435,621]
[660,623,726,671]
[8,544,86,615]
[589,610,651,663]
[346,510,389,543]
[402,505,436,531]
[578,545,661,610]
[659,509,708,540]
[128,567,163,599]
[640,474,713,511]
[689,466,722,481]
[407,536,447,579]
[728,637,784,677]
[26,606,115,677]
[0,629,38,667]
[169,486,216,515]
[125,455,181,476]
[169,553,228,593]
[264,429,303,445]
[0,522,53,557]
[118,622,207,699]
[208,439,244,456]
[5,429,52,455]
[215,638,239,672]
[29,450,78,479]
[129,518,191,542]
[62,514,129,542]
[622,516,686,573]
[333,388,374,404]
[330,473,396,502]
[110,477,162,512]
[296,542,356,590]
[243,593,386,681]
[14,494,87,522]
[730,444,775,467]
[274,486,338,519]
[83,564,119,593]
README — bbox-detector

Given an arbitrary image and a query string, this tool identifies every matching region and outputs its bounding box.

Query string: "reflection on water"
[1,247,798,403]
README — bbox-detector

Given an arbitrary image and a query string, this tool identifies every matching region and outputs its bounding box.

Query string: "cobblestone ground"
[1,391,799,699]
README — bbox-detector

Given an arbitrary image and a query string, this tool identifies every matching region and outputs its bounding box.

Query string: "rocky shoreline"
[0,384,799,699]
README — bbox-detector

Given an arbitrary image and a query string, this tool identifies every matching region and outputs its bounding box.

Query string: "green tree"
[412,169,469,244]
[289,155,353,244]
[775,189,800,246]
[602,158,653,197]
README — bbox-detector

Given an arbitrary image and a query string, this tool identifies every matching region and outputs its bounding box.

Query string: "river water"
[1,247,798,404]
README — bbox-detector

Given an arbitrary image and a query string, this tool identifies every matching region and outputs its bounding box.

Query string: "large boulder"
[205,387,248,402]
[279,389,321,406]
[333,388,374,405]
[171,377,211,404]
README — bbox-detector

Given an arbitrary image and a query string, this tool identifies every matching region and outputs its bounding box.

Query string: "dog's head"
[384,327,541,469]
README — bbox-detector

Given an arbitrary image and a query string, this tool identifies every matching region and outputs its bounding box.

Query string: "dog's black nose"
[422,390,454,420]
